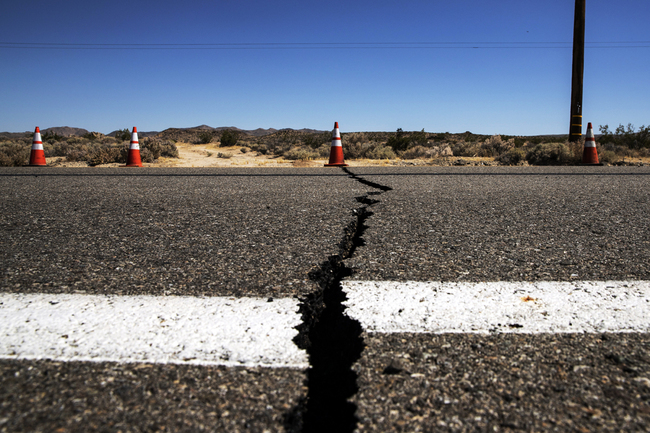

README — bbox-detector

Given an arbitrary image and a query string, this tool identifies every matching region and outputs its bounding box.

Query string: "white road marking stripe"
[342,281,650,334]
[0,293,307,368]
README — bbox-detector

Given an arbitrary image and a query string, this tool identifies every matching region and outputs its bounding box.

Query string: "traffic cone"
[582,122,599,164]
[324,122,348,167]
[125,127,142,167]
[28,127,46,166]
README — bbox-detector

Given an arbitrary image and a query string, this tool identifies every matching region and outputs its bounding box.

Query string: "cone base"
[325,145,347,166]
[582,148,599,165]
[124,149,142,167]
[28,150,47,166]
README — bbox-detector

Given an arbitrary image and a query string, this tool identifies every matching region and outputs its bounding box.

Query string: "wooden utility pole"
[569,0,586,142]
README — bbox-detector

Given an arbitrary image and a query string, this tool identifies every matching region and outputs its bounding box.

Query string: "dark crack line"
[342,166,393,192]
[285,167,392,433]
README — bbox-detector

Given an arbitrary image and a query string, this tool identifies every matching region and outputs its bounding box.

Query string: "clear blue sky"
[1,0,648,135]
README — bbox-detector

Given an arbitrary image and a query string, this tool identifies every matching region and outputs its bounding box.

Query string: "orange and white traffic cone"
[582,122,599,164]
[125,127,142,167]
[324,122,348,167]
[28,127,46,166]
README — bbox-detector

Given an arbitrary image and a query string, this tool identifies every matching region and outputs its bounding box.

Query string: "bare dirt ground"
[162,143,505,167]
[44,141,650,168]
[46,142,498,168]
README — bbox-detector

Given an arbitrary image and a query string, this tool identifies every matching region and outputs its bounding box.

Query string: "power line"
[0,41,649,50]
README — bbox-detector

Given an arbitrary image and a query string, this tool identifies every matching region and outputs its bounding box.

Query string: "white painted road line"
[343,281,650,334]
[0,293,308,368]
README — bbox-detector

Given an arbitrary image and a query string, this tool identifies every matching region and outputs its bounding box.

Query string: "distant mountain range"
[0,125,326,139]
[0,126,575,140]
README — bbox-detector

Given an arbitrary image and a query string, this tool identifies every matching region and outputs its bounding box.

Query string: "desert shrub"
[318,144,330,158]
[266,134,296,156]
[139,147,154,163]
[568,140,584,162]
[525,142,578,165]
[66,136,85,145]
[450,140,481,157]
[402,145,432,159]
[42,131,63,143]
[141,138,161,159]
[251,129,324,156]
[197,131,213,144]
[0,142,30,166]
[56,140,93,162]
[51,140,89,159]
[410,129,427,147]
[219,130,239,147]
[42,143,56,157]
[597,149,621,164]
[386,128,411,152]
[270,139,294,156]
[217,152,232,159]
[637,148,650,158]
[345,132,368,145]
[46,137,93,162]
[437,145,454,157]
[345,141,373,159]
[303,133,330,149]
[496,147,526,165]
[343,140,397,160]
[283,147,319,160]
[250,143,268,155]
[136,138,178,159]
[65,149,86,162]
[114,129,131,142]
[599,124,650,149]
[499,135,529,148]
[430,132,452,141]
[480,135,515,157]
[600,142,629,157]
[160,140,178,158]
[367,144,396,160]
[384,128,430,153]
[87,145,123,166]
[52,141,69,157]
[83,132,104,141]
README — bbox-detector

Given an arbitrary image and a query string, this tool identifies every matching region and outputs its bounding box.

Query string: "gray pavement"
[1,360,305,433]
[1,166,650,432]
[0,167,371,433]
[354,332,650,432]
[346,166,650,282]
[345,166,650,432]
[1,167,368,298]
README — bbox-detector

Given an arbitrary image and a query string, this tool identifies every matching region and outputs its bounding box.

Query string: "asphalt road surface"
[1,166,650,432]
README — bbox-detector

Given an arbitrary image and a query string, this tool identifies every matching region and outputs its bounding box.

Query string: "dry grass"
[623,156,650,164]
[4,129,649,168]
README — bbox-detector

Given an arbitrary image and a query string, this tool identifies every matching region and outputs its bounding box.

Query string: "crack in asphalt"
[285,168,392,433]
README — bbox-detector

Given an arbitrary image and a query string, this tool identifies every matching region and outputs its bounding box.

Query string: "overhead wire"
[0,41,649,50]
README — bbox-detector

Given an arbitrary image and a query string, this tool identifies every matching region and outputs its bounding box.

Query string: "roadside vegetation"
[0,131,178,167]
[1,123,648,167]
[242,124,650,165]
